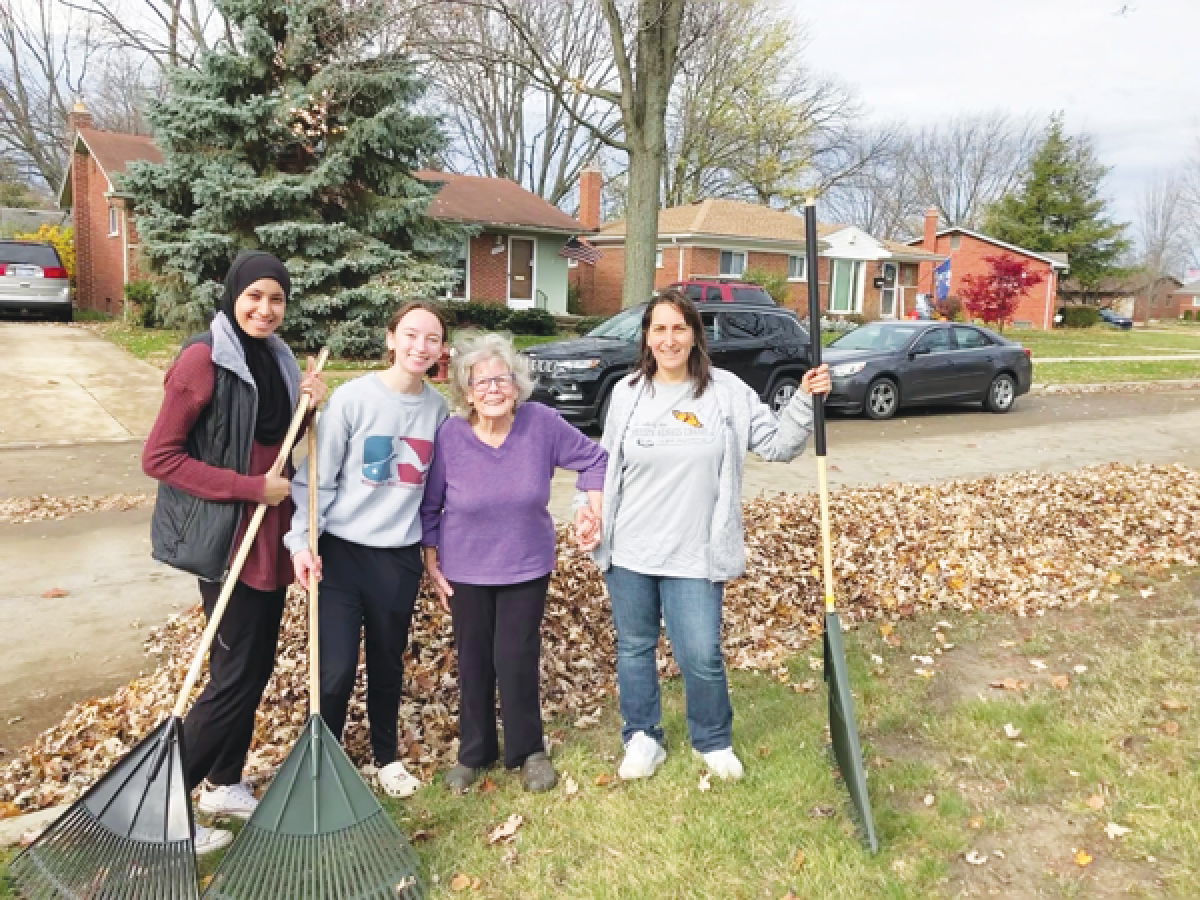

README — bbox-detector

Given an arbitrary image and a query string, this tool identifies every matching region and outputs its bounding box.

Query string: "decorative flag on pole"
[934,258,952,301]
[559,236,603,265]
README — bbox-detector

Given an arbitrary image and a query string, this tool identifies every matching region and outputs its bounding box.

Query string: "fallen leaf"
[808,804,835,818]
[1161,720,1180,736]
[1086,795,1106,810]
[595,773,614,787]
[478,776,497,794]
[1029,659,1048,670]
[791,849,806,871]
[923,794,935,807]
[998,640,1017,648]
[41,587,68,599]
[968,817,983,829]
[1003,724,1021,740]
[563,775,579,796]
[878,623,894,637]
[1074,664,1088,674]
[501,847,519,866]
[450,874,472,892]
[965,850,988,865]
[1107,572,1123,585]
[411,829,433,843]
[885,634,903,647]
[698,772,711,792]
[914,668,935,678]
[990,678,1025,692]
[1161,699,1188,712]
[1075,849,1093,867]
[0,802,20,819]
[1052,675,1071,690]
[1105,823,1131,840]
[486,813,524,845]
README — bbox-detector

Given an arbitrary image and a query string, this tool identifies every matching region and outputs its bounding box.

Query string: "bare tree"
[822,125,923,239]
[63,0,228,70]
[1136,170,1191,282]
[89,49,161,134]
[907,112,1037,229]
[1183,140,1200,273]
[0,0,95,190]
[417,0,619,206]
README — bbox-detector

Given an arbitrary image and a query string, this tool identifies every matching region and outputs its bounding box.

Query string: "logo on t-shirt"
[362,435,434,487]
[672,410,702,428]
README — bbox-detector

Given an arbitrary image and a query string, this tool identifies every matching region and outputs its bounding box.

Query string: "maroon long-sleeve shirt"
[143,342,295,591]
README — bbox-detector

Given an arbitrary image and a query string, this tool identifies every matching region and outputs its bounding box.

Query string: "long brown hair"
[630,289,713,396]
[384,301,448,365]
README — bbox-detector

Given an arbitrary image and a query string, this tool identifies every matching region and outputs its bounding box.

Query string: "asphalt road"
[1,321,1198,753]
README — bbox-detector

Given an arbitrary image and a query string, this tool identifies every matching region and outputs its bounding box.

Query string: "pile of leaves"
[0,493,153,525]
[2,464,1197,815]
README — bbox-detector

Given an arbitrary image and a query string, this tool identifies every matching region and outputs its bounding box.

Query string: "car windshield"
[829,323,922,352]
[587,305,643,342]
[0,243,61,267]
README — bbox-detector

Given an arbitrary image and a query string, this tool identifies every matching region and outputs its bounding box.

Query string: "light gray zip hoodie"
[587,368,814,581]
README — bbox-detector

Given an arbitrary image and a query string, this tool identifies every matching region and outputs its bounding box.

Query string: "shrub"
[124,280,161,327]
[575,315,609,335]
[504,308,558,336]
[451,301,511,330]
[843,313,869,327]
[743,267,790,304]
[567,283,584,316]
[14,224,74,288]
[1183,310,1193,321]
[820,316,859,333]
[1060,305,1100,328]
[934,295,963,321]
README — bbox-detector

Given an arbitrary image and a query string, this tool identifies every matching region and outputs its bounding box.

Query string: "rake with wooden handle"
[11,348,329,900]
[803,198,879,854]
[203,408,427,900]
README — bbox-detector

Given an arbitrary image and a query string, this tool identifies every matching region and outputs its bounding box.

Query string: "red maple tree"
[959,254,1045,331]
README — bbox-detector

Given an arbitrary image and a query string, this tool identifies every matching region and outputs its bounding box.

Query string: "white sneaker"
[696,746,744,780]
[618,731,666,780]
[197,780,259,820]
[378,761,421,798]
[193,824,233,857]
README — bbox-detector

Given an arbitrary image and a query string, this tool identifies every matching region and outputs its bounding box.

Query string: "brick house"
[570,168,943,318]
[908,211,1069,330]
[1059,274,1183,324]
[57,104,590,316]
[58,103,161,314]
[1174,280,1200,317]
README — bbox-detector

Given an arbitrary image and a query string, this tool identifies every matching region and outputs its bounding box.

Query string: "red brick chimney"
[922,207,939,251]
[68,99,96,311]
[578,166,603,230]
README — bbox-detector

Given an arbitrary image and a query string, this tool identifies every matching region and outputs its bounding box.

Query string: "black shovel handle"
[804,199,827,458]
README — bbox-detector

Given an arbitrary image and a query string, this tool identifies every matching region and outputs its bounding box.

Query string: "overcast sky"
[792,0,1199,226]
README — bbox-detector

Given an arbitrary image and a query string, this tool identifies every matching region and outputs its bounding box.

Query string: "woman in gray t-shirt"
[588,290,830,782]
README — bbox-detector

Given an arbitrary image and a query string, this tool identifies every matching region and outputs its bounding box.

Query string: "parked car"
[0,241,72,322]
[665,280,775,306]
[526,299,810,426]
[822,321,1032,420]
[1097,307,1133,330]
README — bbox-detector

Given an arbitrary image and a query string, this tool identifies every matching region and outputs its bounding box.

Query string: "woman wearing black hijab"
[143,251,326,854]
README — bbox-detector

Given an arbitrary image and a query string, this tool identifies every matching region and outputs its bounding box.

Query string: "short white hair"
[448,329,534,414]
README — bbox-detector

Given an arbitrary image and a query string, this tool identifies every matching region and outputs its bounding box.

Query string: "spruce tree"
[984,116,1130,294]
[121,0,462,356]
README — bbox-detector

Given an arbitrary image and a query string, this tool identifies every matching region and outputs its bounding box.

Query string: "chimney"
[579,166,603,230]
[68,98,95,141]
[922,207,939,251]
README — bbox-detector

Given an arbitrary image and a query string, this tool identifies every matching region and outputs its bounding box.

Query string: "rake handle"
[172,347,329,718]
[804,198,837,614]
[308,410,321,717]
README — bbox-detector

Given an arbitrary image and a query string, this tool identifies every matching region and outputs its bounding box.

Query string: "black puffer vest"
[150,316,299,581]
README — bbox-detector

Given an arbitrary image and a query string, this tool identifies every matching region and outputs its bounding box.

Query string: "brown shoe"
[521,752,557,793]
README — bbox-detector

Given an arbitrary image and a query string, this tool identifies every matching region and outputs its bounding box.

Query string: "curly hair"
[447,329,534,415]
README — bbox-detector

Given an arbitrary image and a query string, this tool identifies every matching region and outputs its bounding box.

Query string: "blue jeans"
[605,566,733,753]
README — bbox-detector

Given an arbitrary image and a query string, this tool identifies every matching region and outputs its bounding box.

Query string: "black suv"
[526,301,811,427]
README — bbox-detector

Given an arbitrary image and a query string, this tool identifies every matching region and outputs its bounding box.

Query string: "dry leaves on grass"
[0,493,152,525]
[2,464,1199,813]
[486,814,523,846]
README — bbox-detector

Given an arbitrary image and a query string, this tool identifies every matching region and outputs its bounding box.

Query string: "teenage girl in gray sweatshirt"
[285,302,448,781]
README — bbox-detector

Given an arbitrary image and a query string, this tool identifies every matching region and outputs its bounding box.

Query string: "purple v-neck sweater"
[420,402,607,585]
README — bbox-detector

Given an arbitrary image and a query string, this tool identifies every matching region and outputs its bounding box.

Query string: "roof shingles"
[414,170,587,234]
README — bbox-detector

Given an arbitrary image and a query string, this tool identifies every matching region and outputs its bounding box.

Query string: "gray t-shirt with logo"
[610,377,725,579]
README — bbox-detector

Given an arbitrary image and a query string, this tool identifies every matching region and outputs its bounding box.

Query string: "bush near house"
[123,280,161,327]
[743,267,790,305]
[13,224,74,287]
[1059,306,1101,328]
[445,301,512,330]
[503,308,557,336]
[1184,310,1193,321]
[574,315,609,334]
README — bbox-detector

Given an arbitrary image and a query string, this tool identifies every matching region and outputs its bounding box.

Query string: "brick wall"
[933,234,1057,329]
[72,151,127,314]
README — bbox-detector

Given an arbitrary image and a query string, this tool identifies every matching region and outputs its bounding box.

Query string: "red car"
[665,280,775,306]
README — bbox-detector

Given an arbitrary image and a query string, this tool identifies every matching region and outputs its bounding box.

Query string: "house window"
[950,234,961,250]
[108,206,119,237]
[656,248,664,269]
[829,259,864,313]
[448,238,468,299]
[899,263,918,287]
[787,255,806,281]
[719,250,746,277]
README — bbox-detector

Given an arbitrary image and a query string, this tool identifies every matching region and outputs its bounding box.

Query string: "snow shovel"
[803,198,879,854]
[11,349,329,900]
[203,411,427,900]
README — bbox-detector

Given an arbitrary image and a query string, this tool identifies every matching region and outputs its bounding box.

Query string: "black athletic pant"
[184,579,287,792]
[449,576,550,770]
[319,534,422,766]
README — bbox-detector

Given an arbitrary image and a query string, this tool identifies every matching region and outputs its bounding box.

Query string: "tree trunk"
[622,135,664,308]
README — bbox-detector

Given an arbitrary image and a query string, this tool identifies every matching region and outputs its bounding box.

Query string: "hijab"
[219,251,292,446]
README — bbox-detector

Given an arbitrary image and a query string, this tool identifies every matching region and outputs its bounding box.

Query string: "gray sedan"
[822,322,1033,420]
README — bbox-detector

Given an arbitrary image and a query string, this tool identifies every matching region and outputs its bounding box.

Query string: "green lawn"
[1010,326,1200,359]
[1034,359,1200,384]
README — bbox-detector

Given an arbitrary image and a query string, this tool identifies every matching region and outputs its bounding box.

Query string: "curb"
[1032,379,1200,394]
[0,804,68,848]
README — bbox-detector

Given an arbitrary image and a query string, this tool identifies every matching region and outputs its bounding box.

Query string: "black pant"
[184,579,286,791]
[319,534,422,766]
[449,576,549,770]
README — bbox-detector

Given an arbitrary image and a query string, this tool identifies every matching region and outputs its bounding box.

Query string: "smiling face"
[233,278,287,338]
[647,301,695,378]
[468,355,517,423]
[386,308,445,376]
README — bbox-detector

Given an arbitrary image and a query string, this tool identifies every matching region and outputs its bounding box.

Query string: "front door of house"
[508,238,535,307]
[880,262,898,318]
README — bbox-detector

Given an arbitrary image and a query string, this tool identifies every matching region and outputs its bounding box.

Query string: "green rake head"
[203,715,426,900]
[824,614,880,854]
[10,716,199,899]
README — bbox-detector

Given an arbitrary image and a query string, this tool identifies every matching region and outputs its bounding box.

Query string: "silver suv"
[0,241,73,322]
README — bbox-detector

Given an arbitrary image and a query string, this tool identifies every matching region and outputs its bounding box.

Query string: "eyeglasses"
[469,374,516,393]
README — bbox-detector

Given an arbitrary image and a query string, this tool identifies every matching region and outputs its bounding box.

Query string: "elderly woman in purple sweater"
[421,331,606,793]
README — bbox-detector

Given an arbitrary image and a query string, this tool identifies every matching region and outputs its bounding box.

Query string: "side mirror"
[908,345,929,359]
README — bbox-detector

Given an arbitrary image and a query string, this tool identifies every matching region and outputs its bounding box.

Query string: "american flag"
[559,236,603,265]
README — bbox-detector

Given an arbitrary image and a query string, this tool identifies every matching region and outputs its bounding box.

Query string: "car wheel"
[768,376,800,413]
[984,373,1016,413]
[864,378,899,420]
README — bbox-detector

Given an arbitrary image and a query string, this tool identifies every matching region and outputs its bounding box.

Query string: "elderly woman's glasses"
[469,373,516,393]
